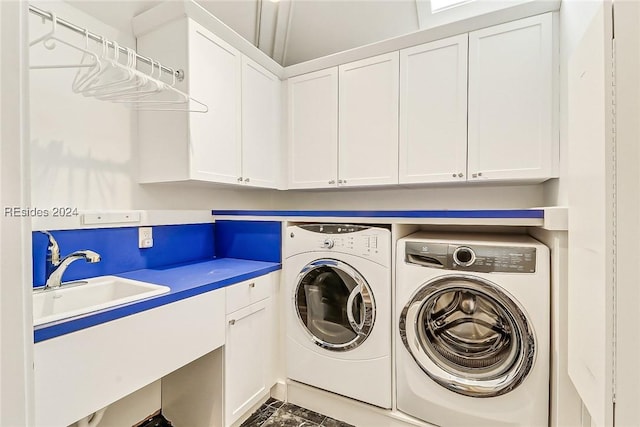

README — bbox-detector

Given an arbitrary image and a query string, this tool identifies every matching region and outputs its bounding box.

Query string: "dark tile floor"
[240,398,355,427]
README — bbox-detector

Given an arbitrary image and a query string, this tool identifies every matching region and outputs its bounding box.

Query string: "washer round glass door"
[294,259,375,351]
[400,275,535,397]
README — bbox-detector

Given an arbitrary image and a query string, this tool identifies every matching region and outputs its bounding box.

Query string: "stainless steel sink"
[33,276,170,326]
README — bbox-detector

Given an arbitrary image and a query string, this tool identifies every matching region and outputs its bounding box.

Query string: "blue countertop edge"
[211,209,545,219]
[34,259,281,343]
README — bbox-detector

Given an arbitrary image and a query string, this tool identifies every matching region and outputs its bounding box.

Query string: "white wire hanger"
[30,12,99,70]
[28,8,208,113]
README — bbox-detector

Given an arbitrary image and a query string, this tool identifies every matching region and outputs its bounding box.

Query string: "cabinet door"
[225,299,272,427]
[468,13,557,181]
[242,57,282,189]
[399,35,468,184]
[287,68,339,189]
[188,21,242,183]
[339,52,399,187]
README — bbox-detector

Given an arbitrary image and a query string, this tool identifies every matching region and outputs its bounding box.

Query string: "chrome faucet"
[44,250,101,290]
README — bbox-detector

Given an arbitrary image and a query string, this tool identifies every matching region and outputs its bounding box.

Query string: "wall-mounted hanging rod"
[28,4,184,82]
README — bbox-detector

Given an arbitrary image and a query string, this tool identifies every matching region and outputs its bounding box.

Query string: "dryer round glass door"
[399,275,535,397]
[294,259,376,351]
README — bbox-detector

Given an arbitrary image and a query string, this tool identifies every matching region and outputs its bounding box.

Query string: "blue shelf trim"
[212,209,544,219]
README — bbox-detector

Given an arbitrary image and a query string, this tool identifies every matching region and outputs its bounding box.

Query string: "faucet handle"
[39,230,60,265]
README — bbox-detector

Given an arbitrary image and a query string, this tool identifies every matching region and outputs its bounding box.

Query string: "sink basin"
[33,276,170,326]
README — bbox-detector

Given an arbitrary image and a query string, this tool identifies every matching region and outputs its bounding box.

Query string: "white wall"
[278,183,545,210]
[94,381,161,427]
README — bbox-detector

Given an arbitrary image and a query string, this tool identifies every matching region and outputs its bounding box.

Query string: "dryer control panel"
[405,242,536,273]
[286,224,391,267]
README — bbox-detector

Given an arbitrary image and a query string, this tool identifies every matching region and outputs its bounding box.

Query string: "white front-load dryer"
[396,232,549,427]
[285,224,392,409]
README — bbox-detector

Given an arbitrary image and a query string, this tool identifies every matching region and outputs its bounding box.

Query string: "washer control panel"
[405,242,536,273]
[286,224,391,267]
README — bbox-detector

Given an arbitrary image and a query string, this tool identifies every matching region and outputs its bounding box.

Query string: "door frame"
[0,2,34,426]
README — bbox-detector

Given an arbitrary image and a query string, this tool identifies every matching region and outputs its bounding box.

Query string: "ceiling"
[66,0,553,67]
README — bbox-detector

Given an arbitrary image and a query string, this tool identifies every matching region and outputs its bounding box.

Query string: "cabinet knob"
[229,319,236,326]
[237,177,243,182]
[244,178,250,183]
[328,180,335,184]
[478,172,483,177]
[458,173,464,178]
[472,173,478,178]
[338,179,343,184]
[249,282,255,288]
[452,173,457,178]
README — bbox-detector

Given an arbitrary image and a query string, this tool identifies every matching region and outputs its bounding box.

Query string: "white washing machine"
[285,224,392,409]
[396,232,549,427]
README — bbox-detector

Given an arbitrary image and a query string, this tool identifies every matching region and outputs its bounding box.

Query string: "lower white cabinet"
[224,273,278,427]
[225,299,272,426]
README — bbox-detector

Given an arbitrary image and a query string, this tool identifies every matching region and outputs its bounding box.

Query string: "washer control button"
[323,238,335,249]
[453,246,476,267]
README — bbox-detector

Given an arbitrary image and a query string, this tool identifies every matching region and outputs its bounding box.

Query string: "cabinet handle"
[244,178,250,183]
[237,177,243,182]
[478,172,483,177]
[338,179,343,184]
[472,173,478,178]
[328,180,335,184]
[249,282,255,288]
[229,319,236,326]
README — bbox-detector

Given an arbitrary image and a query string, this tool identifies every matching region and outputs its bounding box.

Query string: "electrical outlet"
[139,227,153,249]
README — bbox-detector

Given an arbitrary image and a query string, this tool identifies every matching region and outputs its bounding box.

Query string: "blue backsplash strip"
[32,223,215,287]
[211,209,545,219]
[215,220,282,263]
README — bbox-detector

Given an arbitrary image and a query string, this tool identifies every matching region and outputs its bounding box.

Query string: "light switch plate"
[139,227,153,249]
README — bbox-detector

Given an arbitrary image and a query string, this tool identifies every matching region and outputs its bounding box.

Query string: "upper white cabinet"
[137,19,282,189]
[189,22,242,184]
[287,53,399,189]
[241,57,283,188]
[468,13,558,181]
[287,68,338,189]
[399,35,468,184]
[339,52,400,187]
